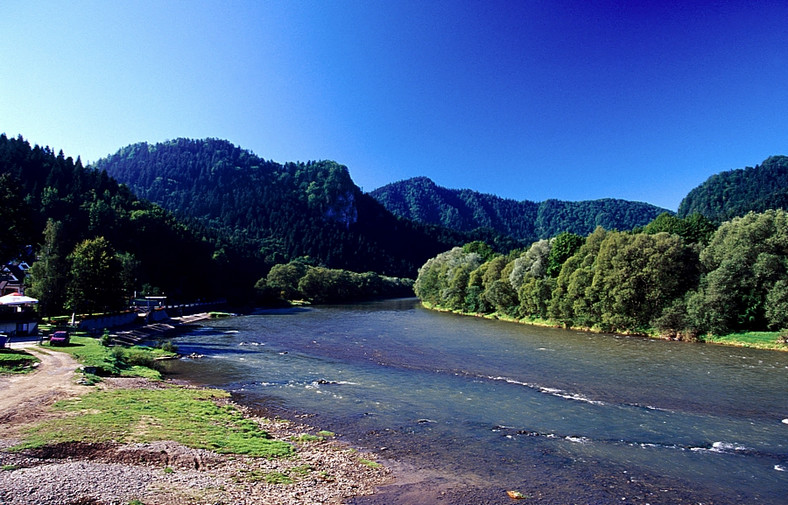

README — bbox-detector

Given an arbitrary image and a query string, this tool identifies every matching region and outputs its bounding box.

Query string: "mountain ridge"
[94,138,510,279]
[678,155,788,222]
[370,176,669,242]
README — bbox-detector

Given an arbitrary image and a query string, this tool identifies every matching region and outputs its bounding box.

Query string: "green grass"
[44,335,177,379]
[358,458,381,468]
[0,348,40,374]
[12,386,293,458]
[705,331,788,351]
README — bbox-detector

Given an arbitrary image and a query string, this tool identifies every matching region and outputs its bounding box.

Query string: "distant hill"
[678,155,788,222]
[95,138,497,278]
[370,177,669,241]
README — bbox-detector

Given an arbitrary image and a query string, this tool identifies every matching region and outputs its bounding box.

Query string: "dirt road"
[0,344,86,438]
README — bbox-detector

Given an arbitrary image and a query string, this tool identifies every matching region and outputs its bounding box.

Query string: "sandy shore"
[0,344,391,505]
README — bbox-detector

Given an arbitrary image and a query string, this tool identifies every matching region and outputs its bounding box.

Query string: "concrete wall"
[78,311,139,332]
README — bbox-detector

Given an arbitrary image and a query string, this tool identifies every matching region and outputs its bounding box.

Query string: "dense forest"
[370,176,668,242]
[678,155,788,222]
[95,139,514,279]
[414,209,788,337]
[0,133,222,314]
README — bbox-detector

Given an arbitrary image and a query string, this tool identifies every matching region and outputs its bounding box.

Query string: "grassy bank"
[43,334,177,380]
[704,331,788,351]
[0,348,40,374]
[420,302,788,352]
[12,386,293,457]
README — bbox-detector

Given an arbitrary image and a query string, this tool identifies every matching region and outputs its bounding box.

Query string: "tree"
[414,247,482,309]
[509,239,553,291]
[0,173,33,263]
[549,227,608,327]
[640,212,716,244]
[546,232,584,277]
[28,219,68,316]
[686,210,788,334]
[66,236,125,314]
[265,262,309,300]
[591,232,698,332]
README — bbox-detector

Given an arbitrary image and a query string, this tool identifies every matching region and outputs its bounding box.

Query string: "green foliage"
[415,209,788,341]
[27,219,68,316]
[678,155,788,223]
[258,261,414,304]
[45,335,173,379]
[638,212,717,244]
[14,387,293,458]
[588,232,697,332]
[372,177,668,242]
[66,236,126,314]
[546,231,584,277]
[0,172,33,263]
[414,246,483,310]
[686,210,788,334]
[0,134,219,303]
[462,240,497,262]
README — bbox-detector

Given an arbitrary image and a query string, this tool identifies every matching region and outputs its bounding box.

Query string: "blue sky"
[2,0,786,210]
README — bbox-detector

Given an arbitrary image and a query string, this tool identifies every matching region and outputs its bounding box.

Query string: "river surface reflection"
[165,299,788,504]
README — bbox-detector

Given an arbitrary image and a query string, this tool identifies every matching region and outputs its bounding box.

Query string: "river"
[165,299,788,504]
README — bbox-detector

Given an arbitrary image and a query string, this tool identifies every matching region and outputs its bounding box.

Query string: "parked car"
[49,331,70,346]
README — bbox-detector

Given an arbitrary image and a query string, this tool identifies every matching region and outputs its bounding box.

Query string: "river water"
[165,299,788,504]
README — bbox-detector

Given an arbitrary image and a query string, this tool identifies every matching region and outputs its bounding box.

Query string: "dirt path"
[0,345,87,438]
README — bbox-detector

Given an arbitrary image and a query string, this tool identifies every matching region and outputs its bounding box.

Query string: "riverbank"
[420,301,788,352]
[0,343,391,504]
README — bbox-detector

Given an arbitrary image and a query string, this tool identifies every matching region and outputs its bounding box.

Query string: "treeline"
[95,138,506,278]
[0,134,226,315]
[370,176,668,242]
[678,155,788,223]
[415,210,788,337]
[255,260,414,304]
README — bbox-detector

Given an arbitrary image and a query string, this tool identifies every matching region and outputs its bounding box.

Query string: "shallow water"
[166,299,788,504]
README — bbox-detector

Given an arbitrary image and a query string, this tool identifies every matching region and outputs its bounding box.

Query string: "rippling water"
[165,299,788,504]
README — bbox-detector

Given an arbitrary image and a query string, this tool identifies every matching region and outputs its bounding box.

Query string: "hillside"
[678,155,788,222]
[370,177,669,241]
[94,139,493,278]
[0,133,219,308]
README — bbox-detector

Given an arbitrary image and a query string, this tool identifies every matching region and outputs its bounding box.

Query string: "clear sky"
[2,0,786,210]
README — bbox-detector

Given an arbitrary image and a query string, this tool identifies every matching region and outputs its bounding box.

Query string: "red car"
[49,331,70,346]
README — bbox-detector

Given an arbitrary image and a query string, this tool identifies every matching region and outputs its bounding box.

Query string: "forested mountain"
[0,133,220,311]
[370,177,669,242]
[94,139,495,279]
[678,155,788,222]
